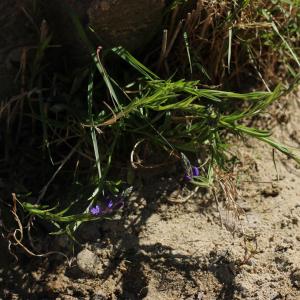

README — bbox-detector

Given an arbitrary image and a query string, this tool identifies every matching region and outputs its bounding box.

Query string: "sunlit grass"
[1,0,299,239]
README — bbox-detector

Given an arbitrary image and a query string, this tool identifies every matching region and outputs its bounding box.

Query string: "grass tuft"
[1,0,299,242]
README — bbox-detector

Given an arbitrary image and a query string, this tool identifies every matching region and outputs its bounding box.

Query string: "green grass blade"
[262,9,300,68]
[183,32,193,75]
[112,46,159,80]
[87,70,102,183]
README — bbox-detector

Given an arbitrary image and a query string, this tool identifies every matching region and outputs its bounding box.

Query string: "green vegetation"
[1,0,300,241]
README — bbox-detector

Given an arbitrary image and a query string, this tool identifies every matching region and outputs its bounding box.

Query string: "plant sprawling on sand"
[0,0,299,242]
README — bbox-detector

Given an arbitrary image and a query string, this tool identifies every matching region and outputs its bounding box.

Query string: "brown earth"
[1,90,300,300]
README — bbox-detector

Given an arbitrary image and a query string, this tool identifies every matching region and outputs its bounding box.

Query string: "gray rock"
[77,249,101,276]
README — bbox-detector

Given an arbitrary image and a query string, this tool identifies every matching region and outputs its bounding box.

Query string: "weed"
[0,0,299,246]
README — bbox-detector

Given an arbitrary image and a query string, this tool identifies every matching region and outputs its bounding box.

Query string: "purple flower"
[184,166,199,181]
[89,193,126,217]
[107,200,113,209]
[90,205,101,216]
[192,166,199,177]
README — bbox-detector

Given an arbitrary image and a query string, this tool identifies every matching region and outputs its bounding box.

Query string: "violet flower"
[107,199,113,209]
[90,205,101,216]
[192,166,200,177]
[89,197,125,217]
[184,166,200,181]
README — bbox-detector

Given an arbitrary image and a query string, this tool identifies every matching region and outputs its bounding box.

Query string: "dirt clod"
[261,183,281,197]
[77,249,101,276]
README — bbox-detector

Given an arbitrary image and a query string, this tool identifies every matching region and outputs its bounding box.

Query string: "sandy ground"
[1,91,300,300]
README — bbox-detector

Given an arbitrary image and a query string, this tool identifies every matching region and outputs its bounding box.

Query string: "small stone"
[77,249,101,276]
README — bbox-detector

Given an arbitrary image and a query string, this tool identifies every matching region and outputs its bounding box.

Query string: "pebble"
[77,249,101,276]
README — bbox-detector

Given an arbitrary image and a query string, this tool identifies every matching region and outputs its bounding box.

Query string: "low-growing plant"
[0,0,299,249]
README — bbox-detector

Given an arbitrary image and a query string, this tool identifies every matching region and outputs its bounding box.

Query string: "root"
[6,193,71,265]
